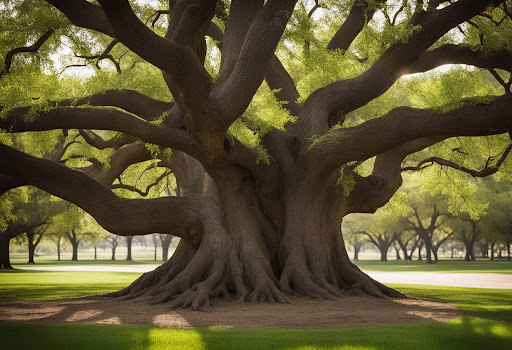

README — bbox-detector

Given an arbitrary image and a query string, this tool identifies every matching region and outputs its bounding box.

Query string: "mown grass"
[0,271,511,349]
[355,259,512,274]
[0,270,139,301]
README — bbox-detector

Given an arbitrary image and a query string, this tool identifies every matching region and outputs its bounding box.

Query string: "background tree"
[46,231,65,261]
[1,0,512,309]
[344,213,396,261]
[104,233,120,261]
[125,236,133,261]
[159,233,174,261]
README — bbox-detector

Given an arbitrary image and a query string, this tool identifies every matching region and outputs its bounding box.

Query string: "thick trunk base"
[108,234,405,311]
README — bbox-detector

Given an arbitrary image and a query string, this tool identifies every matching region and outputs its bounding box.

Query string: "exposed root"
[280,264,342,301]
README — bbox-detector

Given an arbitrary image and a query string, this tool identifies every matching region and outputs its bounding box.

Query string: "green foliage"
[380,190,409,218]
[419,167,489,219]
[0,191,15,231]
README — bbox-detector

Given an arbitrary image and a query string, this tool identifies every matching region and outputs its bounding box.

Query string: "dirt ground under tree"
[0,296,459,329]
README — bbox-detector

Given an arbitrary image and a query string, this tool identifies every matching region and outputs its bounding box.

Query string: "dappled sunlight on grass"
[0,271,511,349]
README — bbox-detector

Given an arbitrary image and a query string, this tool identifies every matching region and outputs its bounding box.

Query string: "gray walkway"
[17,266,512,289]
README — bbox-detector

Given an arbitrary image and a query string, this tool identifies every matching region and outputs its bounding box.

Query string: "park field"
[9,255,512,274]
[1,264,511,350]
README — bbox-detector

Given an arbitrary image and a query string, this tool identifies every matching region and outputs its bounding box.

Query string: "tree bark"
[394,243,401,260]
[0,235,13,269]
[28,237,36,264]
[424,240,433,264]
[56,238,61,261]
[126,236,133,261]
[160,234,173,261]
[26,229,43,264]
[65,230,80,261]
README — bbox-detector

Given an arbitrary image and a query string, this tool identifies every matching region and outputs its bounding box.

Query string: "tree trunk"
[111,246,116,260]
[424,239,433,264]
[394,244,401,260]
[66,231,79,261]
[417,242,423,261]
[490,242,495,261]
[0,235,13,269]
[126,236,133,261]
[380,249,388,261]
[107,163,404,310]
[507,242,511,261]
[160,234,173,261]
[94,245,97,260]
[161,240,170,261]
[28,236,36,264]
[432,247,438,262]
[353,244,360,261]
[71,241,79,261]
[57,239,61,261]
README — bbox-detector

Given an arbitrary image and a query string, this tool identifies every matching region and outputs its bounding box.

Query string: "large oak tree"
[1,0,512,310]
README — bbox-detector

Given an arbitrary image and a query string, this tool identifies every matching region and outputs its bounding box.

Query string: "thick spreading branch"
[327,0,383,51]
[408,44,512,74]
[300,0,504,135]
[308,94,512,178]
[211,0,298,126]
[0,143,223,247]
[1,106,203,160]
[45,0,115,36]
[96,0,212,113]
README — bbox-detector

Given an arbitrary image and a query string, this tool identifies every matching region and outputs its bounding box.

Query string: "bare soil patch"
[0,296,459,329]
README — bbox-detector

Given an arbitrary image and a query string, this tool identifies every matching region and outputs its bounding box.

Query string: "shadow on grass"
[1,315,511,350]
[1,278,511,349]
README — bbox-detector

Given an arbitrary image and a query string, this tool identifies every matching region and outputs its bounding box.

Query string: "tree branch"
[401,143,512,177]
[299,0,504,136]
[0,29,55,78]
[0,143,224,247]
[211,0,298,127]
[327,0,383,51]
[111,170,171,197]
[1,106,204,161]
[307,94,512,178]
[45,0,115,36]
[408,44,512,74]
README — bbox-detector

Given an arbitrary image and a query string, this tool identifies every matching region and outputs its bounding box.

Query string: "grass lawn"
[0,270,139,301]
[0,270,511,349]
[355,259,512,274]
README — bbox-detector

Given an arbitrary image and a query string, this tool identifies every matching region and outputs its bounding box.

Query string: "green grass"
[0,271,511,349]
[0,270,139,301]
[355,259,512,273]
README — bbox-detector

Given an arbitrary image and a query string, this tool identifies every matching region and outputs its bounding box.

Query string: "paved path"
[17,266,512,289]
[366,272,512,289]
